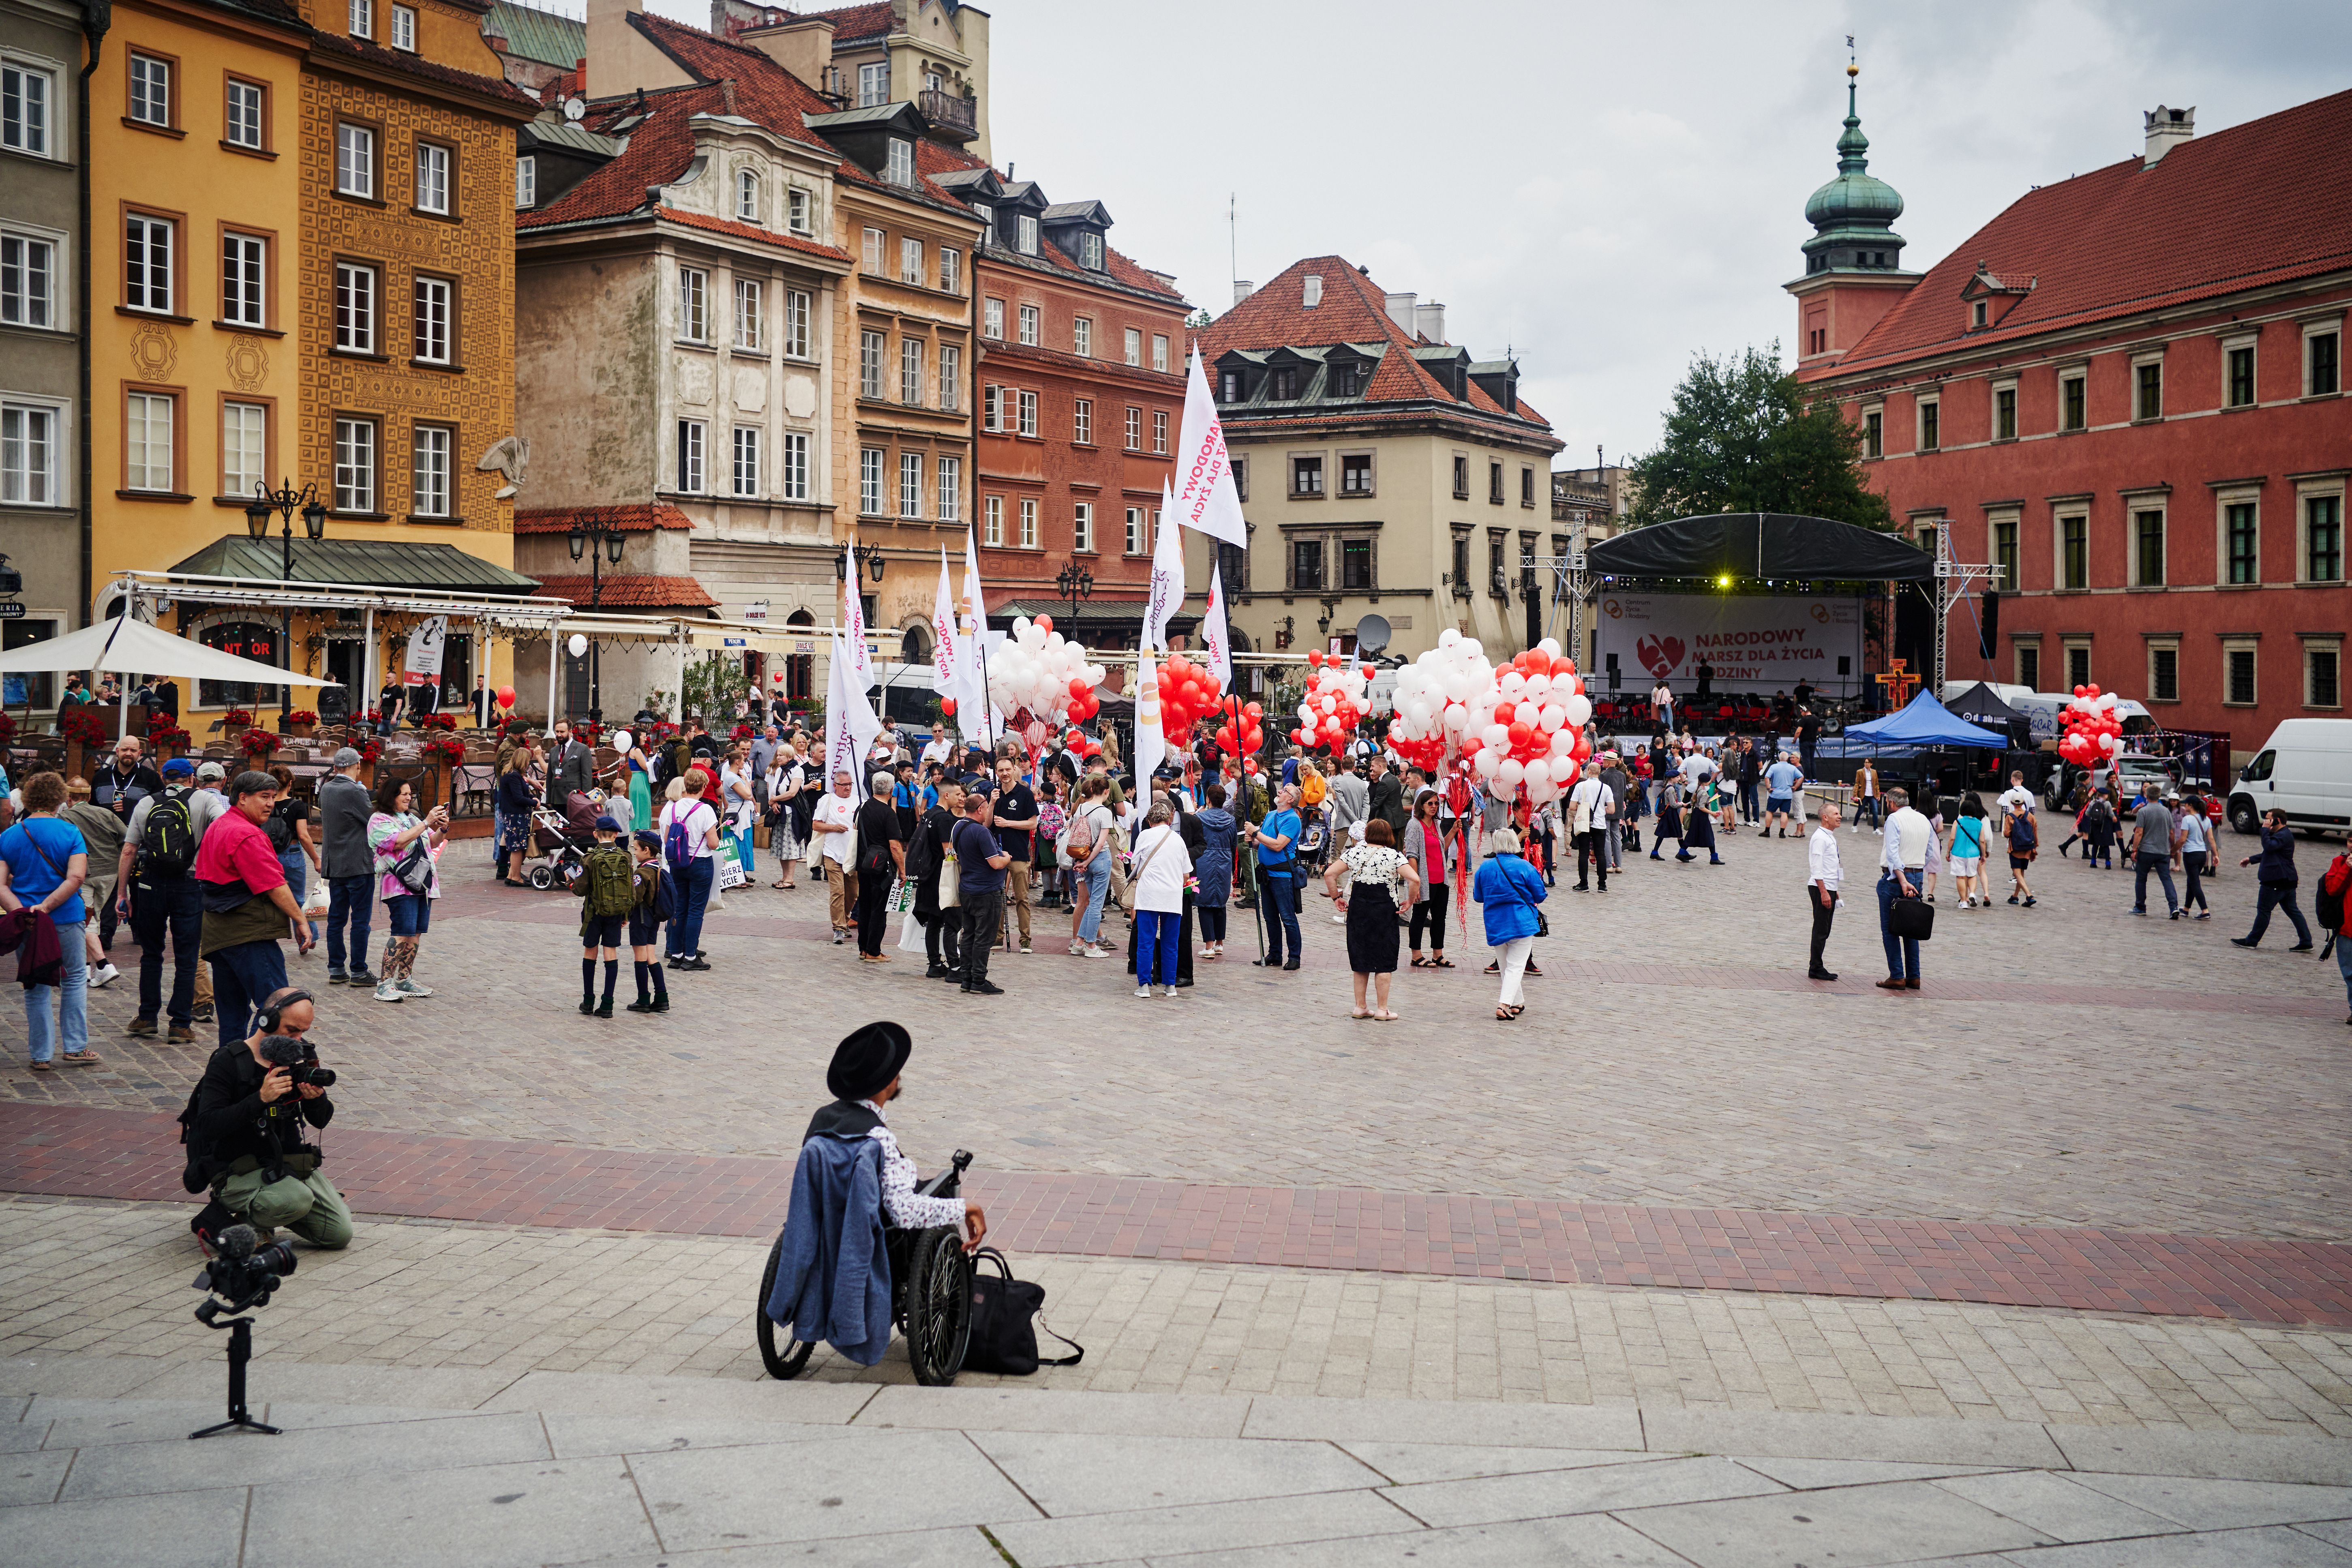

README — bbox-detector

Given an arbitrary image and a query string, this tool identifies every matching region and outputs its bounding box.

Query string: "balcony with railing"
[919,88,977,140]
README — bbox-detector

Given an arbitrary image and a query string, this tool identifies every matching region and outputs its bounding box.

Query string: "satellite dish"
[561,95,587,123]
[1354,613,1391,655]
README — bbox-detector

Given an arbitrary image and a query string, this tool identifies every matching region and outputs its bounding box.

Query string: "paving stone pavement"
[3,1343,2350,1568]
[6,1198,2351,1437]
[4,815,2346,1241]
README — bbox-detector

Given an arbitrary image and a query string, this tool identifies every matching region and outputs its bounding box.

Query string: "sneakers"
[1082,944,1114,958]
[1068,940,1087,955]
[374,980,405,1002]
[2169,909,2182,921]
[1135,985,1152,998]
[963,979,1004,995]
[192,1001,214,1022]
[327,969,348,986]
[2231,936,2258,948]
[89,962,120,988]
[925,964,950,980]
[394,976,433,998]
[126,1017,158,1038]
[1019,944,1032,955]
[347,969,377,988]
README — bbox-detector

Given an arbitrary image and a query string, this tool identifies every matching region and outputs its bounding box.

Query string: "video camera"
[192,1223,298,1321]
[258,1035,336,1090]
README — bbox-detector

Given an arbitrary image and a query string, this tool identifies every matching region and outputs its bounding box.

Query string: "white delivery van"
[2225,718,2352,836]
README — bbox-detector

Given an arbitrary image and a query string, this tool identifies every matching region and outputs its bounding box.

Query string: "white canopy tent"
[0,615,338,741]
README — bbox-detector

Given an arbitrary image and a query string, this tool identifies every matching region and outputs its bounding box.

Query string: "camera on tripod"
[258,1035,336,1090]
[193,1223,298,1320]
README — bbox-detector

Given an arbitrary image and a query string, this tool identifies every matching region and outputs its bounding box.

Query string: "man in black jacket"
[189,987,351,1251]
[546,720,595,806]
[1366,754,1407,842]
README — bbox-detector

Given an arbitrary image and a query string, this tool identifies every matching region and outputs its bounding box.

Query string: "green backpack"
[584,846,636,918]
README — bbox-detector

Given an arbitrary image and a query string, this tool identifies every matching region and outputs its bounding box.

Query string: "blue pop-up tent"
[1843,690,2010,749]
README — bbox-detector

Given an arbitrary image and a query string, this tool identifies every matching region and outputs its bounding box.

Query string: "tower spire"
[1800,44,1905,276]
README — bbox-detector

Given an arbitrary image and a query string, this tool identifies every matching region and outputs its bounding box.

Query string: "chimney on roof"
[2142,104,2195,167]
[1233,279,1254,306]
[1384,291,1416,334]
[1415,302,1446,343]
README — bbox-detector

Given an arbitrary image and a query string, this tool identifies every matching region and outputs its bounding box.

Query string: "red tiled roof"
[518,80,728,229]
[513,504,694,534]
[654,206,851,260]
[308,29,539,109]
[1829,87,2352,378]
[529,573,719,608]
[805,1,893,43]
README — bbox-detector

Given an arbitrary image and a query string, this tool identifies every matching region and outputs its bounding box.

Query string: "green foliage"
[677,652,740,723]
[1626,344,1892,531]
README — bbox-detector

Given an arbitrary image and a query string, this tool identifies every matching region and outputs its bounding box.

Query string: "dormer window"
[1220,370,1243,402]
[1302,274,1322,308]
[1077,232,1103,270]
[885,138,913,188]
[1270,367,1297,400]
[737,169,761,223]
[970,201,991,232]
[1017,214,1038,255]
[1330,362,1359,397]
[1971,300,1987,329]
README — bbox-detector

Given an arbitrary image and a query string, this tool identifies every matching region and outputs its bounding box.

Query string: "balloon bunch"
[1467,640,1592,805]
[2057,683,2125,766]
[985,614,1107,729]
[1153,653,1223,748]
[1292,649,1371,752]
[1209,699,1266,760]
[1059,725,1104,761]
[1387,630,1497,774]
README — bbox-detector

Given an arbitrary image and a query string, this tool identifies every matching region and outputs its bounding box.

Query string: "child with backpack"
[626,829,673,1013]
[568,814,634,1017]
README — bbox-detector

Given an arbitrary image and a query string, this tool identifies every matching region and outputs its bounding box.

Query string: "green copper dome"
[1801,69,1906,274]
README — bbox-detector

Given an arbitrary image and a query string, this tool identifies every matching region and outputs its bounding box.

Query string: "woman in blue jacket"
[1471,827,1547,1021]
[2232,809,2313,949]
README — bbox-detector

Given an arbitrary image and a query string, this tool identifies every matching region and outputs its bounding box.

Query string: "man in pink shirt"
[196,771,313,1045]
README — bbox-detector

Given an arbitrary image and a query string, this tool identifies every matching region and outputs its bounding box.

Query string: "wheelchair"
[756,1149,974,1386]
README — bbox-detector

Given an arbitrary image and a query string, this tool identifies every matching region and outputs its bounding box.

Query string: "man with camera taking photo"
[186,986,351,1253]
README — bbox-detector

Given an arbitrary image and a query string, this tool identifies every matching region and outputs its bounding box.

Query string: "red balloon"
[1508,721,1533,747]
[1245,702,1263,719]
[1492,700,1516,725]
[1307,649,1325,666]
[495,685,516,707]
[1035,614,1054,633]
[940,696,958,716]
[1068,677,1090,699]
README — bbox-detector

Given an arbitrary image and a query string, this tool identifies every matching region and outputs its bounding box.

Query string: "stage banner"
[1594,594,1862,691]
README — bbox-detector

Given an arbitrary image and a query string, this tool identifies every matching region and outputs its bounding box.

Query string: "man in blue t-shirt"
[949,793,1010,996]
[1761,752,1805,839]
[0,771,98,1067]
[1251,782,1304,970]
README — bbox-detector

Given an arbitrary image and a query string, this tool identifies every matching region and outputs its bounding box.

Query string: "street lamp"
[834,542,888,585]
[244,480,327,726]
[567,514,628,722]
[1053,558,1093,643]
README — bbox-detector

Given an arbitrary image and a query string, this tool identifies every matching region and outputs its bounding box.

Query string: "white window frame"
[885,137,913,188]
[733,276,763,351]
[411,274,451,364]
[936,455,960,523]
[2,57,58,156]
[124,212,173,314]
[900,234,923,284]
[736,167,760,223]
[938,343,960,413]
[126,52,171,128]
[783,289,810,358]
[410,423,452,517]
[335,122,375,199]
[901,336,923,405]
[1072,316,1091,358]
[983,296,1003,338]
[732,425,760,497]
[2131,349,2165,422]
[124,391,172,492]
[1,398,65,504]
[514,156,536,209]
[2298,482,2345,585]
[2221,638,2258,708]
[2056,510,2089,590]
[2145,637,2181,705]
[983,493,1003,547]
[1018,497,1037,548]
[1124,405,1141,450]
[780,431,809,501]
[861,226,885,274]
[1125,506,1143,555]
[2216,488,2262,587]
[1017,214,1038,255]
[1073,501,1093,553]
[415,140,450,215]
[2012,638,2041,693]
[390,2,416,50]
[676,420,705,493]
[2220,331,2257,410]
[856,60,889,107]
[939,246,960,293]
[678,266,707,343]
[899,451,922,517]
[1072,398,1091,445]
[859,329,885,398]
[2304,636,2343,711]
[787,186,812,235]
[2,226,61,328]
[332,415,376,512]
[2059,364,2088,431]
[981,384,1000,433]
[1124,327,1141,367]
[348,0,373,38]
[221,400,265,499]
[333,261,377,354]
[2305,318,2344,399]
[223,77,263,151]
[1990,376,2018,442]
[1078,232,1102,270]
[1017,302,1039,346]
[859,446,884,515]
[1152,409,1168,455]
[1016,389,1037,438]
[2063,637,2093,693]
[1152,334,1168,373]
[2129,501,2167,588]
[1915,392,1939,453]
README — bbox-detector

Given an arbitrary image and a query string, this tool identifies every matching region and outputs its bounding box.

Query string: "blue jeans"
[2245,883,2312,947]
[1259,864,1301,964]
[1135,908,1180,985]
[668,855,714,958]
[1876,870,1921,982]
[327,873,374,974]
[279,850,317,943]
[1855,797,1881,828]
[733,827,754,881]
[1076,854,1112,944]
[207,937,288,1048]
[2337,929,2352,1013]
[133,875,203,1025]
[24,917,88,1062]
[2132,854,2178,914]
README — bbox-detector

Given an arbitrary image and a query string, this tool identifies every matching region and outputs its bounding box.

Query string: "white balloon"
[1537,638,1561,657]
[1406,699,1433,727]
[1538,703,1567,731]
[1549,728,1574,757]
[611,730,632,753]
[1498,672,1527,700]
[567,632,589,659]
[1474,748,1502,779]
[1564,693,1592,727]
[1438,628,1460,649]
[1482,723,1510,752]
[1498,759,1525,789]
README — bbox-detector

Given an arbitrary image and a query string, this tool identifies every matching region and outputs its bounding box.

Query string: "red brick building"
[1792,80,2350,762]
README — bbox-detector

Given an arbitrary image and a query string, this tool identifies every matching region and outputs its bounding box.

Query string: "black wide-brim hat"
[828,1021,913,1101]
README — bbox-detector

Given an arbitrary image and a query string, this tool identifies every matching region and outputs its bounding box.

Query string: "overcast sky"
[632,0,2348,469]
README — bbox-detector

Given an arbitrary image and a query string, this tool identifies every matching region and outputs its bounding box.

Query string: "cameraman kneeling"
[189,986,352,1250]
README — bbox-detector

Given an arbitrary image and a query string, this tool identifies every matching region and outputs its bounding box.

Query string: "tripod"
[190,1309,280,1439]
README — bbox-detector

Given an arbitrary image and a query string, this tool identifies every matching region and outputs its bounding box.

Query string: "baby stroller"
[517,790,606,890]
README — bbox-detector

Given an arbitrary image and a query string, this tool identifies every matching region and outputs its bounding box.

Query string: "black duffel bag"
[962,1248,1083,1376]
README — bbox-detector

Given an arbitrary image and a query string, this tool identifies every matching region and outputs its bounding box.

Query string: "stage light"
[1716,574,1732,589]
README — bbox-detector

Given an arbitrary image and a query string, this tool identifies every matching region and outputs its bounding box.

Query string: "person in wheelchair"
[762,1021,987,1379]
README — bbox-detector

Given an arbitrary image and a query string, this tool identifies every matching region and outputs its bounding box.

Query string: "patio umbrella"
[0,616,338,740]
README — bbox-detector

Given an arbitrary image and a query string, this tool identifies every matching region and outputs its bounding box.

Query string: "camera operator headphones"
[255,989,313,1035]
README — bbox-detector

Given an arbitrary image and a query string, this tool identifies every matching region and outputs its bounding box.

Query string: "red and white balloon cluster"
[1291,649,1371,752]
[986,615,1107,728]
[2057,683,2125,767]
[1386,630,1497,774]
[1153,653,1223,748]
[1469,640,1592,805]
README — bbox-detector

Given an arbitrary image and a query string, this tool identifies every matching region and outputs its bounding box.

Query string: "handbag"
[389,835,435,895]
[962,1248,1083,1376]
[1888,892,1935,940]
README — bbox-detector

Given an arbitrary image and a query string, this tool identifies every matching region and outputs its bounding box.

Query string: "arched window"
[736,168,761,223]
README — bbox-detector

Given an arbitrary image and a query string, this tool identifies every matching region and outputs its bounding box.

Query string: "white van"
[2225,718,2352,837]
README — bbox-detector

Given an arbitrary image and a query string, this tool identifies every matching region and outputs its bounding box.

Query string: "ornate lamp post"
[244,481,327,727]
[833,541,889,591]
[1054,558,1093,644]
[567,516,628,722]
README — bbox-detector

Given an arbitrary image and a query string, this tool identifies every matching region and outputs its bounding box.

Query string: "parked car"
[2225,718,2352,836]
[2044,753,2182,812]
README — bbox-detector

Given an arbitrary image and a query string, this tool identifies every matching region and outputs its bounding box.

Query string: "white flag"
[1170,346,1248,548]
[1133,643,1165,784]
[1202,557,1232,693]
[826,627,885,803]
[958,526,996,745]
[840,538,872,693]
[932,549,960,730]
[1142,484,1185,652]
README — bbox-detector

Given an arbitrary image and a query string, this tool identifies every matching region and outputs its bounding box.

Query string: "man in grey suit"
[546,720,595,806]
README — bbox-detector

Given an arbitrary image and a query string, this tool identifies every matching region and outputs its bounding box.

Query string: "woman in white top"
[657,770,722,970]
[1333,818,1418,1021]
[719,744,758,887]
[764,746,805,889]
[1127,801,1193,998]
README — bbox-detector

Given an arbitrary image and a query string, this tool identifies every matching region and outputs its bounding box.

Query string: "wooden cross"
[1875,658,1919,708]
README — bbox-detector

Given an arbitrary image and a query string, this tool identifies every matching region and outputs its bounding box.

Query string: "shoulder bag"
[1117,828,1176,916]
[962,1248,1084,1376]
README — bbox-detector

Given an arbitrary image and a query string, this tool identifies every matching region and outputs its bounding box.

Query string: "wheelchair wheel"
[754,1233,815,1380]
[902,1226,972,1386]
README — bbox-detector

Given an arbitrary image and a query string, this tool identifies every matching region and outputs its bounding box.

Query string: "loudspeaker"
[319,686,349,724]
[1979,591,2001,660]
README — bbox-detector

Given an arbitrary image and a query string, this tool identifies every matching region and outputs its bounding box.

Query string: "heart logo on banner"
[1635,635,1686,677]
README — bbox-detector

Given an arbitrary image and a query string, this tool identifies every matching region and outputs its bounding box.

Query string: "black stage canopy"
[1587,513,1935,582]
[1943,680,2035,748]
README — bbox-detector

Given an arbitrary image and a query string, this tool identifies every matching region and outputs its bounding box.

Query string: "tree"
[1626,344,1892,531]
